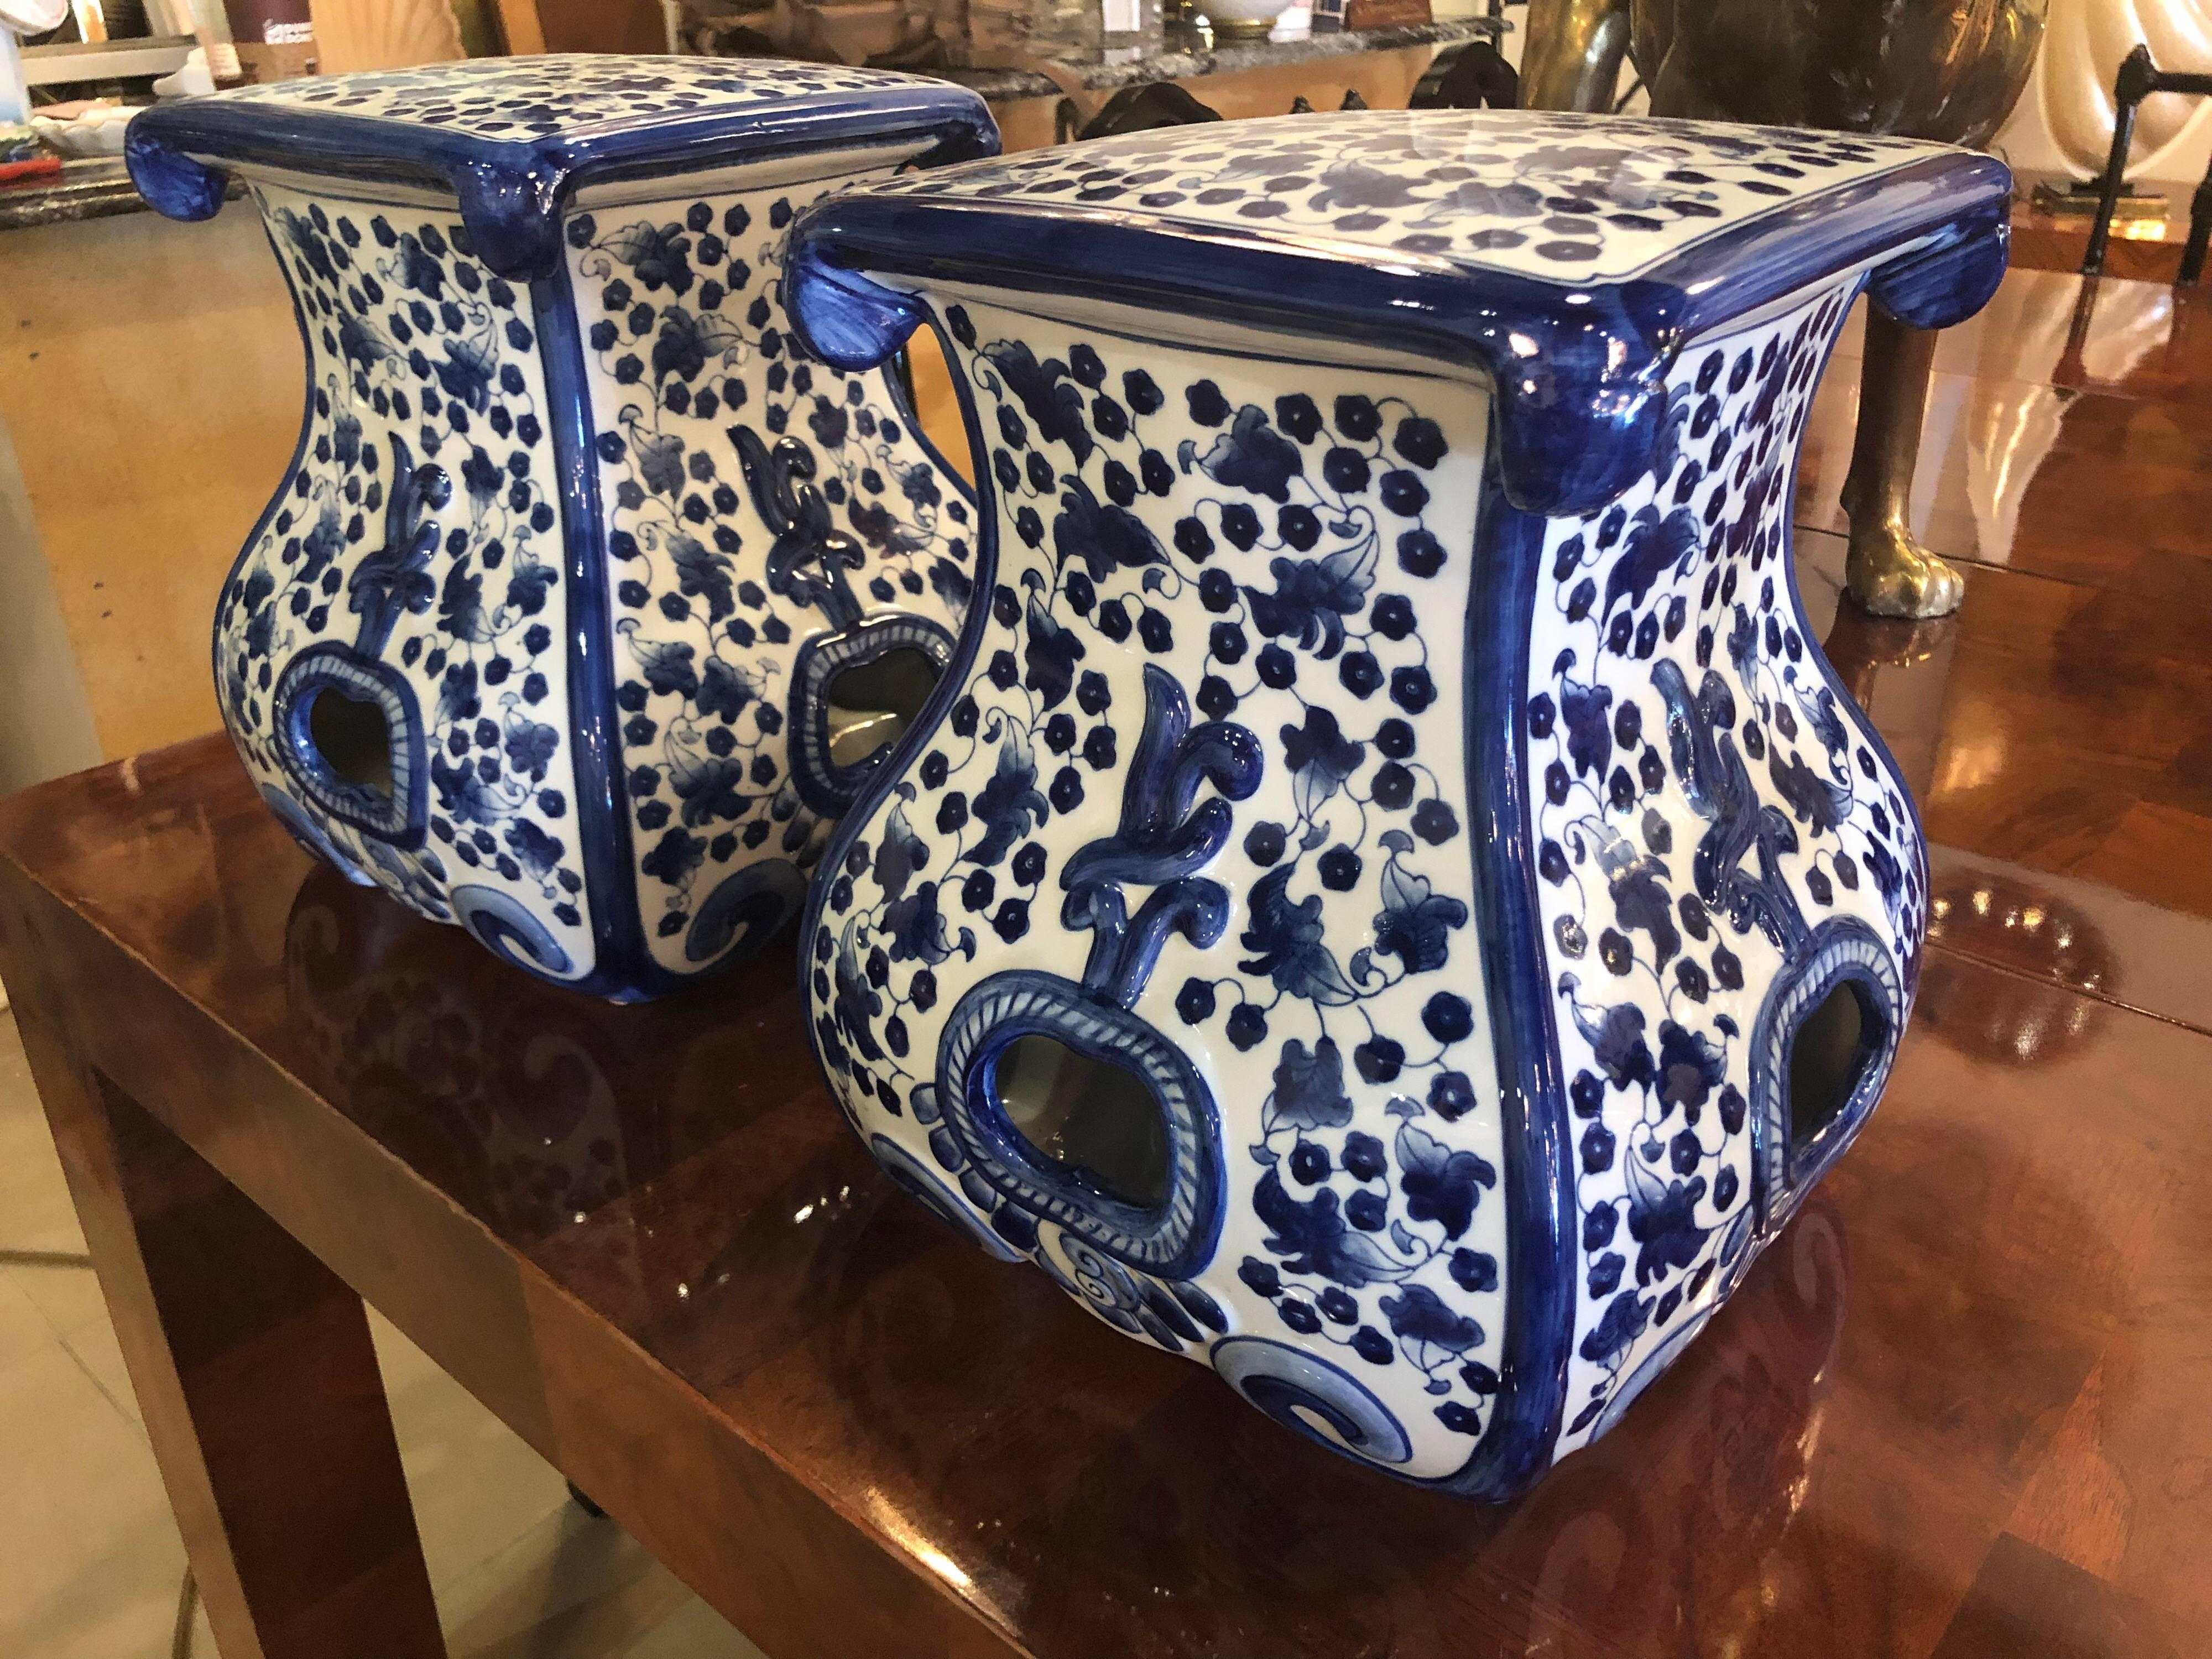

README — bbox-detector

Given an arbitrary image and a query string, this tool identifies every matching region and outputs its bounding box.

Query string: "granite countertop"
[926,16,1506,103]
[0,20,1505,233]
[0,158,154,232]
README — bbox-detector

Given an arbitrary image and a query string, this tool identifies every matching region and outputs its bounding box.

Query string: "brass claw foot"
[1838,309,1959,619]
[1841,508,1964,619]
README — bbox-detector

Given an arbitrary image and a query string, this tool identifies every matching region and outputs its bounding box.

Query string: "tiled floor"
[0,1009,766,1659]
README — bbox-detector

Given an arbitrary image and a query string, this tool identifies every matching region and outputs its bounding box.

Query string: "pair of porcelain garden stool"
[129,57,2004,1499]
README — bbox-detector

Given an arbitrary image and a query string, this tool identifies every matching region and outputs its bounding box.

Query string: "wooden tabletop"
[2,265,2210,1658]
[2007,170,2198,286]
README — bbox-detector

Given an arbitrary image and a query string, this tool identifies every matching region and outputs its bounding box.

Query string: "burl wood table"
[1,732,2205,1659]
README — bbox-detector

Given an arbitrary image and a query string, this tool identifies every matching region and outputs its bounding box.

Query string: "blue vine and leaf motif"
[871,669,1258,1349]
[1061,664,1261,1008]
[811,306,1506,1454]
[219,185,586,942]
[566,181,972,954]
[1524,281,1923,1444]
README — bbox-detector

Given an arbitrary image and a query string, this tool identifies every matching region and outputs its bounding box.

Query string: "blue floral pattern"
[808,302,1510,1478]
[217,179,593,976]
[216,140,974,993]
[834,109,1936,280]
[217,54,915,140]
[567,170,973,972]
[1524,279,1922,1458]
[786,107,1964,1494]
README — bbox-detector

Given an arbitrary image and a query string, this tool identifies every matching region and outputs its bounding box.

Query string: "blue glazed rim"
[125,71,999,281]
[785,149,2010,518]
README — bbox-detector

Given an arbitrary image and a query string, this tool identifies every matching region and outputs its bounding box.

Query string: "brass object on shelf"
[1519,0,1629,113]
[2030,178,2168,225]
[1521,0,2049,618]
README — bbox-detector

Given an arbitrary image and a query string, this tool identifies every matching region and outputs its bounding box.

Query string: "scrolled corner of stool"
[782,238,928,374]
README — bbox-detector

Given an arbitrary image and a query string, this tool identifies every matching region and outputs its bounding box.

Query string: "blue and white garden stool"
[127,58,995,999]
[783,111,2007,1494]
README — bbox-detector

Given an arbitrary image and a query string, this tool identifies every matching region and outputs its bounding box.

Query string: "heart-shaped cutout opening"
[825,645,940,770]
[306,684,397,800]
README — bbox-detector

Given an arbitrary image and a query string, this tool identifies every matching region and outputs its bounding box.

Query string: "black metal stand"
[2084,43,2212,281]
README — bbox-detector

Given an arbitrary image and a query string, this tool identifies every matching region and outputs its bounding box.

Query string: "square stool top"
[787,109,2011,514]
[127,55,997,280]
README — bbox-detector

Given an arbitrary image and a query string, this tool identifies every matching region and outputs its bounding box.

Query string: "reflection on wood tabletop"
[1,719,2209,1657]
[1,264,2210,1659]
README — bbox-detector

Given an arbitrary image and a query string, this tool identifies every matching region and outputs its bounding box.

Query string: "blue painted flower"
[296,504,345,591]
[1253,1168,1411,1288]
[1023,594,1086,711]
[1575,995,1655,1093]
[1395,1122,1495,1240]
[503,718,558,784]
[1271,1036,1353,1130]
[1309,160,1427,213]
[1243,540,1376,660]
[831,925,886,1066]
[1372,855,1467,974]
[1343,1130,1387,1181]
[1191,404,1303,502]
[503,818,564,880]
[623,629,699,700]
[669,752,748,826]
[1379,1283,1482,1353]
[1656,1020,1725,1118]
[639,824,704,886]
[1601,504,1699,621]
[1560,677,1614,780]
[1052,474,1165,583]
[398,232,444,296]
[1627,1155,1710,1287]
[981,338,1093,465]
[1238,865,1358,1006]
[667,534,734,622]
[1281,704,1364,821]
[435,336,496,412]
[430,750,501,825]
[1448,1248,1498,1292]
[872,801,927,904]
[696,657,755,723]
[504,557,556,619]
[963,737,1050,868]
[1769,744,1851,836]
[883,879,955,967]
[1579,1288,1652,1366]
[602,220,694,295]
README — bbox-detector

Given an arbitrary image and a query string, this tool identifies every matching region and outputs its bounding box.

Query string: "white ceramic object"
[1194,0,1284,41]
[128,56,997,999]
[31,101,135,156]
[785,111,2011,1496]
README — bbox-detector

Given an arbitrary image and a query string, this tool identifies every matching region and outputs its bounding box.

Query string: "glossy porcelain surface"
[830,111,1945,279]
[785,111,2011,1495]
[9,266,2212,1659]
[127,59,997,999]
